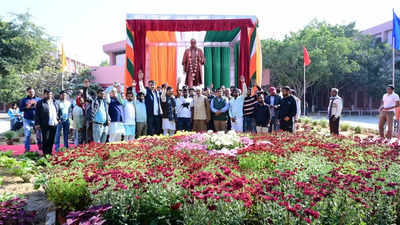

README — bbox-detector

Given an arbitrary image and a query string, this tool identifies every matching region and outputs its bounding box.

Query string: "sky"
[0,0,398,65]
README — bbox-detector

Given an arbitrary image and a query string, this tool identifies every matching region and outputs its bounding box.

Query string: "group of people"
[11,71,312,155]
[11,72,400,157]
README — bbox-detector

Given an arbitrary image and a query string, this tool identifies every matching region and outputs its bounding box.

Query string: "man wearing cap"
[265,87,281,132]
[379,85,400,139]
[327,88,343,135]
[279,86,297,132]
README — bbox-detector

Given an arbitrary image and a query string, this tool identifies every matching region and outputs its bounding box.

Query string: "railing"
[317,109,379,116]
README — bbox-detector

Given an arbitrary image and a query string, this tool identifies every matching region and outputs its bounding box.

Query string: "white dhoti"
[162,118,176,135]
[231,117,243,132]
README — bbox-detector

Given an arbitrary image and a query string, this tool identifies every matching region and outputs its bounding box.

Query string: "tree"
[63,68,100,97]
[23,52,62,95]
[0,13,57,103]
[262,20,362,100]
[0,13,54,76]
[99,59,109,66]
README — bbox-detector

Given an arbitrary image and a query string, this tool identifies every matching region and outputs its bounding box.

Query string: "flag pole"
[303,64,306,116]
[61,71,64,90]
[393,37,396,87]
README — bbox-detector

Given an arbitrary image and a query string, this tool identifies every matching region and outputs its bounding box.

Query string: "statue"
[182,39,205,87]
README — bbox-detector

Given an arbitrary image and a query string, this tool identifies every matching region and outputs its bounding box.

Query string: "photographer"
[176,87,193,131]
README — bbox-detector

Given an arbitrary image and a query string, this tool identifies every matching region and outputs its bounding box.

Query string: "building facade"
[361,21,392,44]
[91,41,125,87]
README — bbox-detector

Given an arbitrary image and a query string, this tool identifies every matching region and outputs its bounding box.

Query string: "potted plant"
[3,130,16,145]
[45,177,92,225]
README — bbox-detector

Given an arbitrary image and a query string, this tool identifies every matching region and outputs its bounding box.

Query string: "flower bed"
[173,130,253,156]
[42,131,400,224]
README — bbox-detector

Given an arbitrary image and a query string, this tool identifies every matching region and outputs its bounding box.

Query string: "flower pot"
[56,209,67,225]
[6,139,13,145]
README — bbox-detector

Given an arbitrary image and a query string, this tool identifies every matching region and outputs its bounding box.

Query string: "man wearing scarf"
[182,39,205,87]
[72,96,86,146]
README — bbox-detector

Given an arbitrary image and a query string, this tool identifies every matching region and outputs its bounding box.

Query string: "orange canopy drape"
[147,31,177,92]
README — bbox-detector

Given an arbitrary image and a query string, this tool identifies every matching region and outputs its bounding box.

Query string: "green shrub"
[340,123,350,131]
[0,151,13,157]
[354,126,362,134]
[0,193,17,202]
[21,152,41,161]
[46,177,91,213]
[0,154,38,182]
[303,117,311,124]
[319,119,328,128]
[312,120,318,126]
[3,130,16,140]
[238,152,277,171]
[16,128,24,137]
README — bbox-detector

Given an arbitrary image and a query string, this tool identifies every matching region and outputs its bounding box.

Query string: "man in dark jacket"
[138,70,162,135]
[35,89,61,155]
[20,87,42,152]
[161,86,177,135]
[88,88,111,143]
[279,86,297,132]
[254,93,270,133]
[204,87,215,131]
[265,87,281,132]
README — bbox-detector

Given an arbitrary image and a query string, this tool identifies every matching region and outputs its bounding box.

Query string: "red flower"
[231,178,244,191]
[208,204,217,211]
[304,208,320,219]
[171,202,181,210]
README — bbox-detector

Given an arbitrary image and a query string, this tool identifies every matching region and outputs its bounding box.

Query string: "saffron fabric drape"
[127,19,254,88]
[147,31,177,92]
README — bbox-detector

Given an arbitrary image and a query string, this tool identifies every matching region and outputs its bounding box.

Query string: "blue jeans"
[93,123,109,143]
[243,116,256,133]
[74,129,84,146]
[177,117,191,131]
[23,118,42,152]
[268,116,280,132]
[10,119,15,131]
[55,120,70,152]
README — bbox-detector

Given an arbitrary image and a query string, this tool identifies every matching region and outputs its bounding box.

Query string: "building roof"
[362,20,392,35]
[103,40,126,54]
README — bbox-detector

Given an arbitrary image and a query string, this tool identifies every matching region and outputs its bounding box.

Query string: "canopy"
[124,14,262,92]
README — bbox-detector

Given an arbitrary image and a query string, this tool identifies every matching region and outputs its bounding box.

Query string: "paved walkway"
[0,113,10,134]
[310,115,378,130]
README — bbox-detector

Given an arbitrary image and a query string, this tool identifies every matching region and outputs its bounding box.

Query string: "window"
[116,53,126,66]
[387,30,393,45]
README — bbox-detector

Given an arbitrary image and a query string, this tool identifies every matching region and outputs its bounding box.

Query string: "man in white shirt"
[176,87,193,131]
[290,89,301,133]
[379,85,400,139]
[55,91,72,152]
[35,89,60,155]
[327,88,343,135]
[229,76,247,132]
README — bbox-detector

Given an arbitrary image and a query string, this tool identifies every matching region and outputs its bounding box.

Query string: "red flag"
[303,46,311,66]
